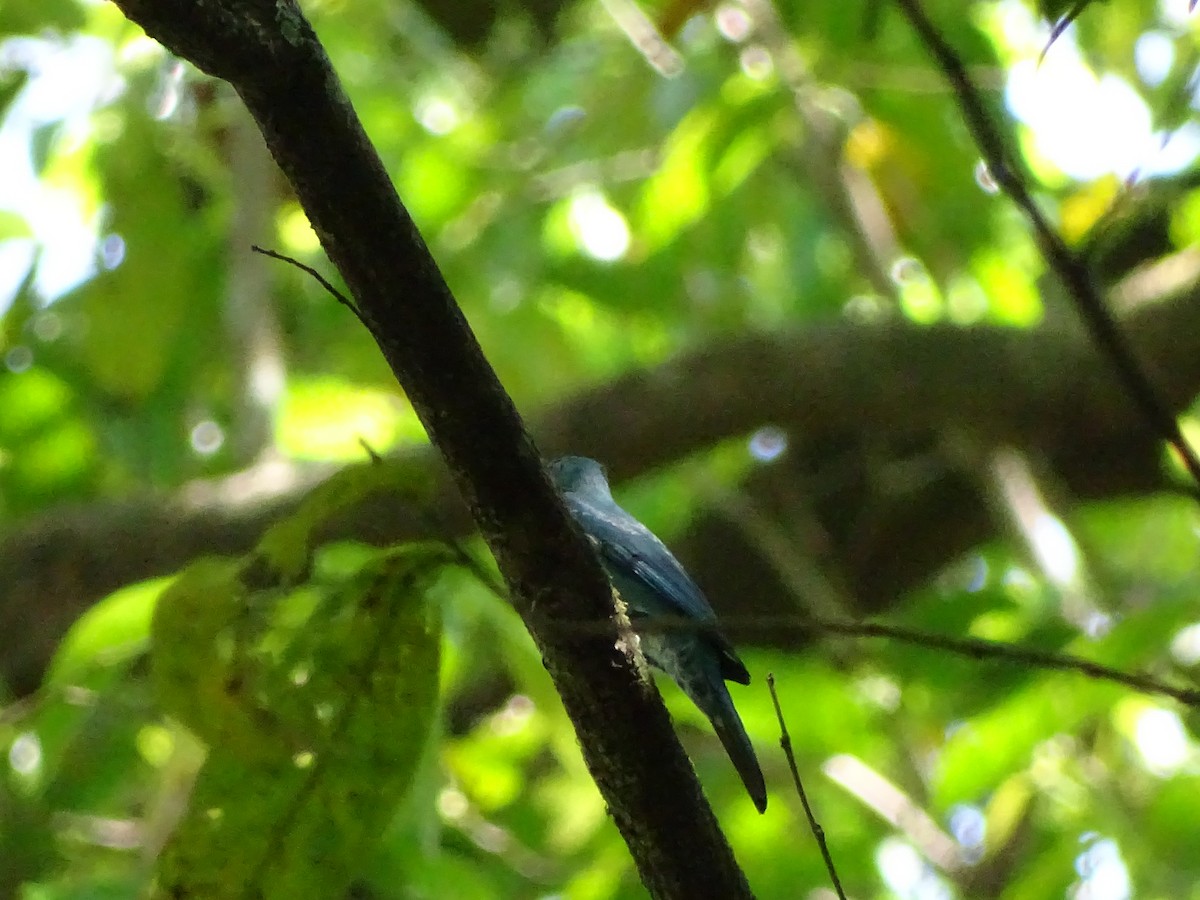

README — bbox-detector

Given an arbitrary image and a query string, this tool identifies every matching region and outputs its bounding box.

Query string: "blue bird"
[548,455,767,813]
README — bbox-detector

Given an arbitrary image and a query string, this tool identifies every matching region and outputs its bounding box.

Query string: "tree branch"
[4,278,1199,694]
[105,1,751,896]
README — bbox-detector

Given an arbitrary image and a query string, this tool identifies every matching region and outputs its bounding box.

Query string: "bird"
[548,455,767,813]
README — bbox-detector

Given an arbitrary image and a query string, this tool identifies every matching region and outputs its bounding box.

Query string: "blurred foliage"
[1,0,1200,898]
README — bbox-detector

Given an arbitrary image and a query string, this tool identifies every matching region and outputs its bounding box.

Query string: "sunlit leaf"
[277,376,419,462]
[46,577,172,685]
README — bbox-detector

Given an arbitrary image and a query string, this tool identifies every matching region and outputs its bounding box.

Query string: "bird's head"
[547,455,613,501]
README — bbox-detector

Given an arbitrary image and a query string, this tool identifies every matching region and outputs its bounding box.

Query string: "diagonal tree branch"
[105,1,751,896]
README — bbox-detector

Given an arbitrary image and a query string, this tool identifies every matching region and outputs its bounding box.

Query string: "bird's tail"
[699,677,767,813]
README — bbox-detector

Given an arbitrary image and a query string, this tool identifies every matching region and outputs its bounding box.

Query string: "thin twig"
[767,674,847,900]
[547,613,1200,707]
[891,0,1200,489]
[250,245,366,324]
[815,618,1200,705]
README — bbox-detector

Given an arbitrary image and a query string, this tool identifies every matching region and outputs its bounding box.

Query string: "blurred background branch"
[4,273,1197,692]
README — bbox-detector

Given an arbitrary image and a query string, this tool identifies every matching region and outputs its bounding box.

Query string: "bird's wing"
[565,494,751,685]
[567,494,716,621]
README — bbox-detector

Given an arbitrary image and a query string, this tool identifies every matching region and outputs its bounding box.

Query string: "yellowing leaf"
[636,109,714,252]
[1059,176,1119,244]
[973,249,1043,326]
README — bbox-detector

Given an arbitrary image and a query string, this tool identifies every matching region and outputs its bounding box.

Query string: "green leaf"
[0,70,27,119]
[0,0,84,35]
[46,576,171,685]
[932,678,1117,806]
[0,368,73,443]
[0,209,31,241]
[78,109,218,402]
[150,556,279,760]
[256,457,435,580]
[152,545,447,900]
[0,785,58,888]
